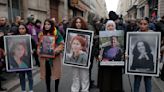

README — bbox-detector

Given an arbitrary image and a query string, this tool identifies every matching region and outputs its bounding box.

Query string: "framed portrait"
[38,36,55,58]
[125,32,161,76]
[63,28,94,68]
[4,35,33,72]
[99,30,125,66]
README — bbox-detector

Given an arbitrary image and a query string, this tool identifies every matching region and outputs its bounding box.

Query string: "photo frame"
[63,28,94,68]
[125,32,161,76]
[38,36,55,58]
[4,35,33,72]
[99,30,124,66]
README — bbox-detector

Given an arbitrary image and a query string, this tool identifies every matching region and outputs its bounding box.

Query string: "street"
[0,0,164,92]
[2,60,163,92]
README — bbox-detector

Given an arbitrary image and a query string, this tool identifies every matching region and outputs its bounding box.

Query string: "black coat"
[161,64,164,81]
[98,66,123,92]
[10,23,19,35]
[98,46,123,92]
[0,24,10,49]
[131,53,154,71]
[156,20,164,37]
[0,24,10,35]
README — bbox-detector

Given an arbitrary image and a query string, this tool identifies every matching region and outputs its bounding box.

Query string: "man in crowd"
[10,16,22,35]
[0,17,8,91]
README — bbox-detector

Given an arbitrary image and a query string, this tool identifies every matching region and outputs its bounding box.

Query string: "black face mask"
[35,25,41,28]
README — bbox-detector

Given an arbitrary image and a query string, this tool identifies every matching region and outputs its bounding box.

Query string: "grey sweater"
[67,52,88,66]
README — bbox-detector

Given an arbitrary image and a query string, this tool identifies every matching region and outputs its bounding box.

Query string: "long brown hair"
[43,19,55,35]
[70,16,88,30]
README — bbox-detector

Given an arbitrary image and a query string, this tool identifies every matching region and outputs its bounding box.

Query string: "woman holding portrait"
[132,18,154,92]
[98,20,123,92]
[37,19,64,92]
[11,23,34,92]
[69,16,90,92]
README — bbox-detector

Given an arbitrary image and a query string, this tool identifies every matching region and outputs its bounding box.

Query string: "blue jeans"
[134,75,152,92]
[19,70,33,91]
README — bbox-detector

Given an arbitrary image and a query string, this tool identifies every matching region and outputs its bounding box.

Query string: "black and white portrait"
[63,28,94,68]
[125,32,161,76]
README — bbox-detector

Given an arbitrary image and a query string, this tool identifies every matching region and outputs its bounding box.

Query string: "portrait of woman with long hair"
[131,41,154,71]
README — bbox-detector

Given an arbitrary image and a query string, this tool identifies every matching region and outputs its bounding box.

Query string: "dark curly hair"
[132,41,152,57]
[70,16,88,30]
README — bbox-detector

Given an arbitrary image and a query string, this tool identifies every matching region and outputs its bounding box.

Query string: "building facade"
[117,0,161,20]
[117,0,129,17]
[0,0,8,18]
[158,0,164,18]
[0,0,108,23]
[24,0,50,22]
[0,0,50,23]
[90,0,108,18]
[67,0,91,21]
[148,0,158,18]
[136,0,149,19]
[117,0,137,20]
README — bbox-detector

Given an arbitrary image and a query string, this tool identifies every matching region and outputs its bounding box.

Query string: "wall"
[0,0,8,18]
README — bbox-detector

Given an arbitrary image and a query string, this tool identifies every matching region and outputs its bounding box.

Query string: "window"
[140,7,144,18]
[8,0,21,23]
[73,9,83,17]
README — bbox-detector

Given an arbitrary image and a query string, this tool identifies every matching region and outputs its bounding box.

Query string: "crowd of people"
[0,10,164,92]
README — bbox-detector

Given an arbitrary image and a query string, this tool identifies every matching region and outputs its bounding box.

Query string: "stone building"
[0,0,50,23]
[158,0,164,18]
[90,0,108,18]
[0,0,108,23]
[117,0,160,20]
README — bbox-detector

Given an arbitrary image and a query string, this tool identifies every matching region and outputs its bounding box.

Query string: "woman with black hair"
[16,23,34,92]
[98,20,124,92]
[37,19,64,92]
[132,18,154,92]
[131,41,154,71]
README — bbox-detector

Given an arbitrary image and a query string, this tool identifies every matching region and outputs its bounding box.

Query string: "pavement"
[1,66,40,92]
[152,62,164,92]
[1,62,164,92]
